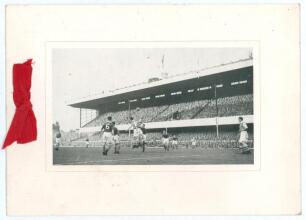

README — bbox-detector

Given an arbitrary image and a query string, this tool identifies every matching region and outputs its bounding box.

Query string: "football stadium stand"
[84,94,253,126]
[65,58,254,147]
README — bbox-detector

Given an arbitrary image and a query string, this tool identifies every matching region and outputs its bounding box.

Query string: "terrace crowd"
[85,94,253,127]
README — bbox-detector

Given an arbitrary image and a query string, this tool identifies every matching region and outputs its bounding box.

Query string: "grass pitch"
[53,145,253,165]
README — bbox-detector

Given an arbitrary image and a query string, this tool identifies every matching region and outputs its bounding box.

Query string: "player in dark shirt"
[113,124,119,135]
[112,121,120,154]
[55,132,61,151]
[101,121,113,133]
[162,133,169,138]
[140,124,146,135]
[101,116,114,155]
[85,138,89,148]
[140,123,147,152]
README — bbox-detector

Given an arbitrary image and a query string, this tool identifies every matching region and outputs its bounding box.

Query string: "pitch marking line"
[62,154,203,165]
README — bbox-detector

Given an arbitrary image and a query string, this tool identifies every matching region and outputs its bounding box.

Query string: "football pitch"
[53,145,254,165]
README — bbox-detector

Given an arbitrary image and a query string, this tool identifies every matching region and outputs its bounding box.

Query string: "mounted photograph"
[51,47,254,165]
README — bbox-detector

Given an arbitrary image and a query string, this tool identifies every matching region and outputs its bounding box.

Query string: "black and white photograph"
[52,47,254,165]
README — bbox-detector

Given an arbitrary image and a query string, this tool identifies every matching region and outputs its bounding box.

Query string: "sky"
[52,48,251,131]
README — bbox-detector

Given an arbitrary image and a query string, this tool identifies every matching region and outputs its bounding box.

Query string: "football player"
[112,121,120,154]
[238,116,250,153]
[172,135,178,149]
[100,116,114,156]
[191,137,197,149]
[85,138,89,148]
[162,130,170,152]
[55,132,61,151]
[139,122,146,152]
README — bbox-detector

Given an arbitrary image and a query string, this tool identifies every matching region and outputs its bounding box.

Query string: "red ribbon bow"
[2,59,37,149]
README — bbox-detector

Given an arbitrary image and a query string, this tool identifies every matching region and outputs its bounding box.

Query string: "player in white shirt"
[128,117,143,149]
[172,135,178,149]
[191,137,197,149]
[162,130,170,152]
[238,116,250,153]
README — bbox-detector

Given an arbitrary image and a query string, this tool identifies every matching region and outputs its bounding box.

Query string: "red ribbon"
[2,59,37,149]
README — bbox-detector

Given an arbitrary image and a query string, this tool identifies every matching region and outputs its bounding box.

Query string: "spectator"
[84,94,253,126]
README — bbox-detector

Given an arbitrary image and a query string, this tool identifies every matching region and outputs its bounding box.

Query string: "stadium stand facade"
[67,59,254,147]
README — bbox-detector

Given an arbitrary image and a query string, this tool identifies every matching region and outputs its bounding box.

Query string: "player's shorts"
[239,131,248,143]
[142,134,146,142]
[172,140,178,145]
[55,138,61,145]
[162,138,169,145]
[113,135,120,144]
[102,132,114,145]
[192,142,196,146]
